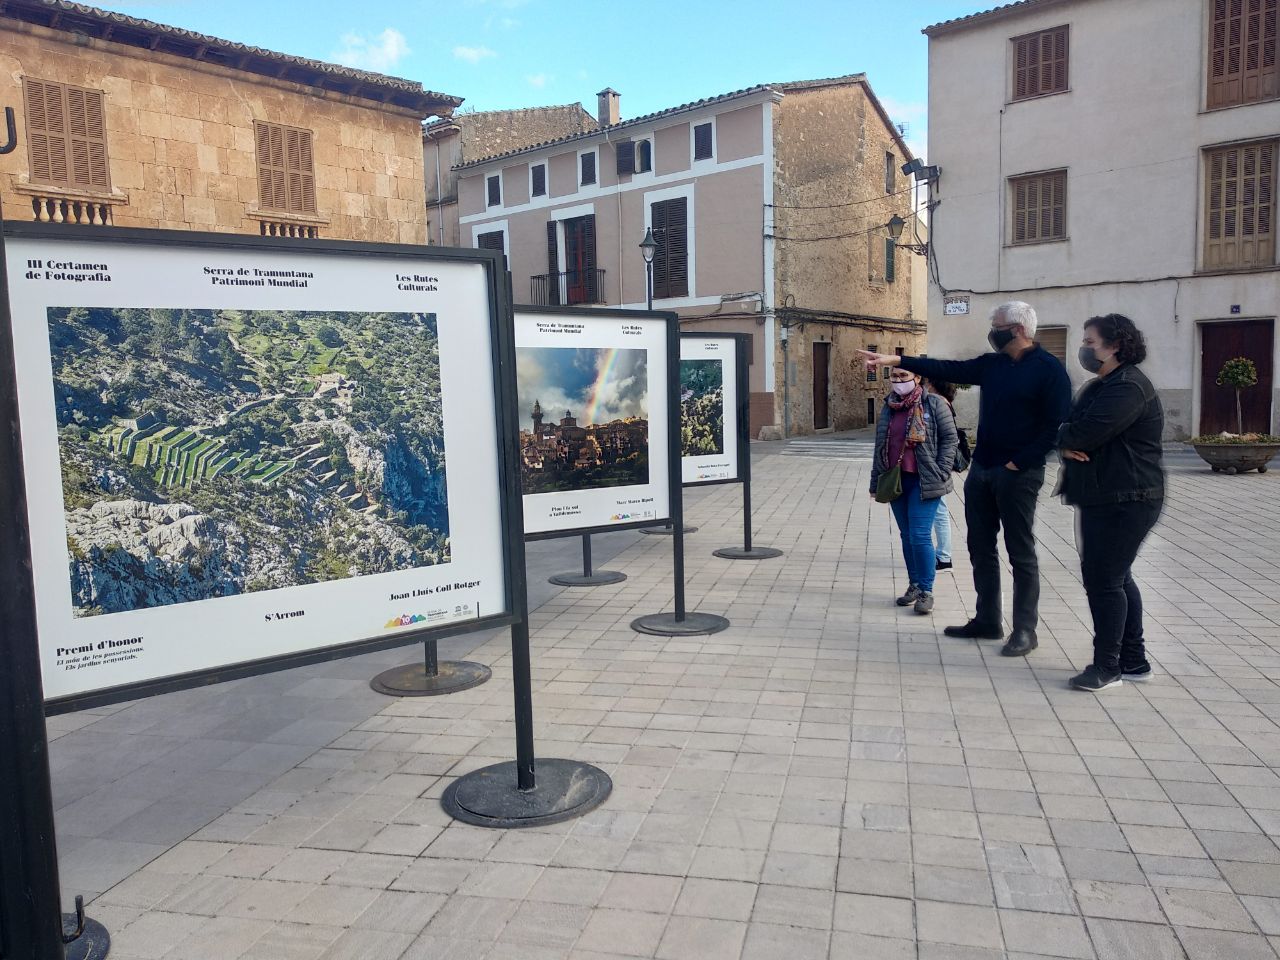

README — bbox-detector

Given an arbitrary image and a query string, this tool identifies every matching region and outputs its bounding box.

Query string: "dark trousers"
[1078,499,1163,672]
[964,460,1046,632]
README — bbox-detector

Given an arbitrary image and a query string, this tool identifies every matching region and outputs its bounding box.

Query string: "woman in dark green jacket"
[1058,314,1165,691]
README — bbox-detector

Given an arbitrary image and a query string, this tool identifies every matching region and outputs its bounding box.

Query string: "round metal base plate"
[63,917,110,960]
[548,569,627,587]
[630,611,731,636]
[369,660,491,697]
[713,546,784,560]
[441,758,613,828]
[640,524,698,536]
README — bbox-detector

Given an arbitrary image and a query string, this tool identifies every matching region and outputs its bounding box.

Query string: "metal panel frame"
[679,330,751,489]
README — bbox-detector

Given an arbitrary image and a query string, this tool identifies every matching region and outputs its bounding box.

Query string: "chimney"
[596,88,620,127]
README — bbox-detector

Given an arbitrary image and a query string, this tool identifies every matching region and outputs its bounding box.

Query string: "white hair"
[990,300,1037,337]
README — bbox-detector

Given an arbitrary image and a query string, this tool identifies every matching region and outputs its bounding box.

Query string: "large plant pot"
[1190,442,1280,474]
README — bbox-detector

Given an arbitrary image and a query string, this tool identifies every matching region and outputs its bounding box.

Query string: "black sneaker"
[1070,665,1122,691]
[1121,663,1154,682]
[896,584,921,607]
[936,559,953,570]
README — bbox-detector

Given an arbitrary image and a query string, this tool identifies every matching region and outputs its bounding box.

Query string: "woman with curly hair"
[1057,314,1165,691]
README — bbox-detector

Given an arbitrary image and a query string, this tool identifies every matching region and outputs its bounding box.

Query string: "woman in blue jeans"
[870,367,958,614]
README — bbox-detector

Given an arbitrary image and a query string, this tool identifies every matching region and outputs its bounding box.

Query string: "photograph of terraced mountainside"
[49,306,449,617]
[680,358,725,457]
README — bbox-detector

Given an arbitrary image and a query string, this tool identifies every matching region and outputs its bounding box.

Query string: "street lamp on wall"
[639,227,657,311]
[885,214,928,256]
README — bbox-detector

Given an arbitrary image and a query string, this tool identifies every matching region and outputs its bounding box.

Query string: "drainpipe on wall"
[781,326,791,439]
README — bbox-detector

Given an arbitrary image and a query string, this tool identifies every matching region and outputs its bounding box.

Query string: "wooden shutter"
[546,220,560,305]
[1012,26,1069,100]
[255,121,287,210]
[477,230,504,251]
[1205,141,1276,269]
[693,123,713,161]
[885,238,896,282]
[1037,327,1068,366]
[486,174,501,207]
[532,164,546,196]
[1010,170,1066,244]
[582,214,598,301]
[1210,0,1277,108]
[283,127,315,214]
[652,198,689,299]
[615,141,635,176]
[25,78,108,190]
[581,152,596,185]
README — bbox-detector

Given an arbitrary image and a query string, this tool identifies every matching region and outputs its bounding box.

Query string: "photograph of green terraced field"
[50,306,450,617]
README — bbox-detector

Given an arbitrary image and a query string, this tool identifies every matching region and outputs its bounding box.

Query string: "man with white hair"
[858,301,1071,657]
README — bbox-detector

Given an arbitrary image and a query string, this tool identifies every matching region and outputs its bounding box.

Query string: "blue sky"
[109,0,990,161]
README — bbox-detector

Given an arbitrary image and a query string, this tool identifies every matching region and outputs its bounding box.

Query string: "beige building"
[1,0,458,243]
[455,76,924,437]
[425,104,598,247]
[924,0,1279,438]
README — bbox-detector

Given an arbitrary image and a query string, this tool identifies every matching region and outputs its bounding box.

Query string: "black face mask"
[988,327,1016,352]
[1078,346,1104,374]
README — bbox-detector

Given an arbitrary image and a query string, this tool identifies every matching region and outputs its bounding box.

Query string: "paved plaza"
[49,434,1280,960]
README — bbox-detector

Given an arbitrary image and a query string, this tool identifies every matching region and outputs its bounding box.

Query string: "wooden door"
[1200,319,1274,434]
[812,342,831,430]
[563,215,596,304]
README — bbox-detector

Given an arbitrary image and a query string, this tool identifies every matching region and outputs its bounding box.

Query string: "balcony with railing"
[530,269,606,306]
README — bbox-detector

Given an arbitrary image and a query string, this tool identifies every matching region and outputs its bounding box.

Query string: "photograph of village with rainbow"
[50,305,451,617]
[516,346,650,495]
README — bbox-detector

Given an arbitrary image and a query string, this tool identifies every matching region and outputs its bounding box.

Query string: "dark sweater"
[899,346,1071,469]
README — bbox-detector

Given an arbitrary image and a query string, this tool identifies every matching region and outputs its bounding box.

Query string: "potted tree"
[1190,357,1280,474]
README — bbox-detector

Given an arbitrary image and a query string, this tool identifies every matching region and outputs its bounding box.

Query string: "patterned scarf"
[883,384,927,466]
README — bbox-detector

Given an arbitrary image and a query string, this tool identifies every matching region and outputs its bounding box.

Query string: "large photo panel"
[4,229,512,705]
[515,309,672,536]
[680,334,740,484]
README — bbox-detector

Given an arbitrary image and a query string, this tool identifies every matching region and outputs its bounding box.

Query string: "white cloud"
[333,28,410,73]
[526,73,548,89]
[453,44,497,64]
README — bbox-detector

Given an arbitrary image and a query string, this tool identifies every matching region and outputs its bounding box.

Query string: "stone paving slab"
[50,437,1280,959]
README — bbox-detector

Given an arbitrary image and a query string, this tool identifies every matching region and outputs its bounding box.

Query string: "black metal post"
[424,638,439,678]
[510,618,536,791]
[631,315,729,637]
[742,476,753,553]
[582,533,592,576]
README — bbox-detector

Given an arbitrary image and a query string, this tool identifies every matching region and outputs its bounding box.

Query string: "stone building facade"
[0,0,459,243]
[925,0,1280,438]
[455,77,924,438]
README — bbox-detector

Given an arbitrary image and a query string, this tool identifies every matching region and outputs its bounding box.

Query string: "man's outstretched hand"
[855,349,901,372]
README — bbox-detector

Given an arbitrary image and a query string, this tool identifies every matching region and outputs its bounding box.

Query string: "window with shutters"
[531,163,546,197]
[866,345,878,382]
[22,78,111,192]
[651,197,689,299]
[885,152,895,194]
[1037,326,1069,366]
[580,150,597,186]
[1009,170,1067,244]
[615,141,636,177]
[1203,140,1276,270]
[1010,25,1070,101]
[254,121,315,215]
[637,139,653,173]
[1208,0,1278,109]
[486,174,501,208]
[885,239,896,282]
[693,122,714,162]
[477,230,505,254]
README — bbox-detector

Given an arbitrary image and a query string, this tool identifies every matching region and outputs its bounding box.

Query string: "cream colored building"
[1,0,458,243]
[924,0,1279,438]
[456,76,923,438]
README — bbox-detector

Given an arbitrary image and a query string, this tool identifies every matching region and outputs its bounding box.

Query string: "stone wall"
[1,21,430,243]
[772,81,925,434]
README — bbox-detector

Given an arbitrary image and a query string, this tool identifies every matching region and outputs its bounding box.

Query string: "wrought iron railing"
[530,268,606,306]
